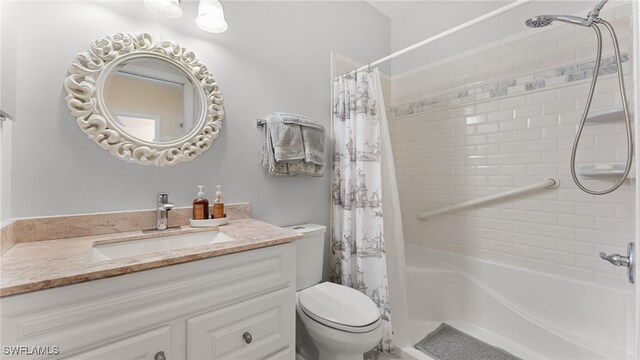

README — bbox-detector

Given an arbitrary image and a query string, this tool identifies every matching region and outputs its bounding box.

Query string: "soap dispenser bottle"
[213,185,225,219]
[193,185,209,220]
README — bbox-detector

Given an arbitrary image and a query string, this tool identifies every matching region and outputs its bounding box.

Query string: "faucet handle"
[157,192,169,204]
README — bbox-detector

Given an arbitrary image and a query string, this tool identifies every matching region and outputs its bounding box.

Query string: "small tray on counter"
[189,217,229,228]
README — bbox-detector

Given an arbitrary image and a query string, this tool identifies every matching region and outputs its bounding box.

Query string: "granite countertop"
[0,218,302,297]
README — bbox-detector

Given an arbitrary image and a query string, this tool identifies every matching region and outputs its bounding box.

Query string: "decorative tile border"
[389,53,629,118]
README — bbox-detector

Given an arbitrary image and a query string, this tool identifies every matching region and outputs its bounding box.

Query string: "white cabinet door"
[65,326,171,360]
[187,288,294,360]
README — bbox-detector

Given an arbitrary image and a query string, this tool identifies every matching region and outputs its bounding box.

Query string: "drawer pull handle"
[154,351,166,360]
[243,331,253,344]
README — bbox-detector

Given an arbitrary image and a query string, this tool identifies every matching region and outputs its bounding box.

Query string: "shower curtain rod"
[347,0,533,75]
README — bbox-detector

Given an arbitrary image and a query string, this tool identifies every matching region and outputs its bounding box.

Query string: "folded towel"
[301,126,325,166]
[259,112,325,177]
[288,161,324,177]
[261,123,289,176]
[277,112,323,130]
[267,114,305,162]
[276,113,325,166]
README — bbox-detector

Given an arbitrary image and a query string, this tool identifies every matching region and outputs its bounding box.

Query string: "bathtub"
[397,244,634,360]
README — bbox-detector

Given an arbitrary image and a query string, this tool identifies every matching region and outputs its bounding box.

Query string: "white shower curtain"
[331,68,398,352]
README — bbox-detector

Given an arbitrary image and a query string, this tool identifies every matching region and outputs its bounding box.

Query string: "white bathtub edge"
[404,243,630,359]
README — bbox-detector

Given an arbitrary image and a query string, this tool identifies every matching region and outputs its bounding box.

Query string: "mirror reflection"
[103,57,203,144]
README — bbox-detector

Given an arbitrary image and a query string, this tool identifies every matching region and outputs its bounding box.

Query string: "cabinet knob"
[154,351,166,360]
[242,331,253,344]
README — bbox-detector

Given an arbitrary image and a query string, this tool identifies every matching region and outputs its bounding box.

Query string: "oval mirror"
[64,33,224,166]
[102,57,204,144]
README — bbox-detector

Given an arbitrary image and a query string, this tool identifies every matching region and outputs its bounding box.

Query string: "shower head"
[525,0,609,28]
[525,16,555,28]
[525,15,589,28]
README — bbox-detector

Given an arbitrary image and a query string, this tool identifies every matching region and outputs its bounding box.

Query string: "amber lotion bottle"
[192,185,209,220]
[213,185,225,219]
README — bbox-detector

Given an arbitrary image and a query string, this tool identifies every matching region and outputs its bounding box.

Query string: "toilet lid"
[298,282,381,331]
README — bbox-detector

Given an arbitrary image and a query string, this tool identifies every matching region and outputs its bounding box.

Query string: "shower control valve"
[599,243,635,284]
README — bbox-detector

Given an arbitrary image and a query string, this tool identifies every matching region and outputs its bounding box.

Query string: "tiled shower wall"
[387,3,635,289]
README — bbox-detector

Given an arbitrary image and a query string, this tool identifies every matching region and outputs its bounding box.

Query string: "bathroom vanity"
[0,216,301,360]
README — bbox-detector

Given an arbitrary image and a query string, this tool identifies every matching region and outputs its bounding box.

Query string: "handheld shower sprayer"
[525,15,589,28]
[524,0,608,28]
[524,0,633,196]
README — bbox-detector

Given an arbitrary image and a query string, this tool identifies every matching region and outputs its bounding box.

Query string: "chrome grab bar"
[417,177,559,220]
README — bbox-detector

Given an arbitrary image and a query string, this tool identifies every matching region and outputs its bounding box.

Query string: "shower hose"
[571,18,634,195]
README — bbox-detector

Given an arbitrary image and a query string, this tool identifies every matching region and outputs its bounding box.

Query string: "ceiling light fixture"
[195,0,228,33]
[144,0,183,19]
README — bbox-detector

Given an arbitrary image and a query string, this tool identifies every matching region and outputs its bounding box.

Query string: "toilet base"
[296,301,382,360]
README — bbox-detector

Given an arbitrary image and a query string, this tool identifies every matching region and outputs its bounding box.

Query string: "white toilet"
[287,224,383,360]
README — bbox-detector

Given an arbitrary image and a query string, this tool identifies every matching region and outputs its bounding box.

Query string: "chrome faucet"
[156,192,174,230]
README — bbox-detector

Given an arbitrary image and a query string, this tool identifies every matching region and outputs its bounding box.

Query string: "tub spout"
[599,243,635,284]
[599,252,629,267]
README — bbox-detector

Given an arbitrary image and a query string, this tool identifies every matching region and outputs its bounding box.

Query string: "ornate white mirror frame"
[64,33,224,166]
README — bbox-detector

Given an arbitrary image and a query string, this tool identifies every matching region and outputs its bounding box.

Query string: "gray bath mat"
[415,323,523,360]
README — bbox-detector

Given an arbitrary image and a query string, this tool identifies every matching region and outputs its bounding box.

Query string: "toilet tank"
[285,224,326,291]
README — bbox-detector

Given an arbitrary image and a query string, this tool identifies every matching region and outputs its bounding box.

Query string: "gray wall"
[1,1,17,224]
[9,1,390,230]
[390,1,595,75]
[0,0,17,120]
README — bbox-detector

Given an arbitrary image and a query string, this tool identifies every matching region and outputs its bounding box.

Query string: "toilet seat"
[297,282,382,333]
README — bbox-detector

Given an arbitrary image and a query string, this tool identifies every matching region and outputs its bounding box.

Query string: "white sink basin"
[91,230,235,261]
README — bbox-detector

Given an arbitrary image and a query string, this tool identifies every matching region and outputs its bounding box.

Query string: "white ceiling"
[365,0,421,19]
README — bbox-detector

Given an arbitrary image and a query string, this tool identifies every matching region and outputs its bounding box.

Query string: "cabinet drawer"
[65,326,170,360]
[187,288,294,359]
